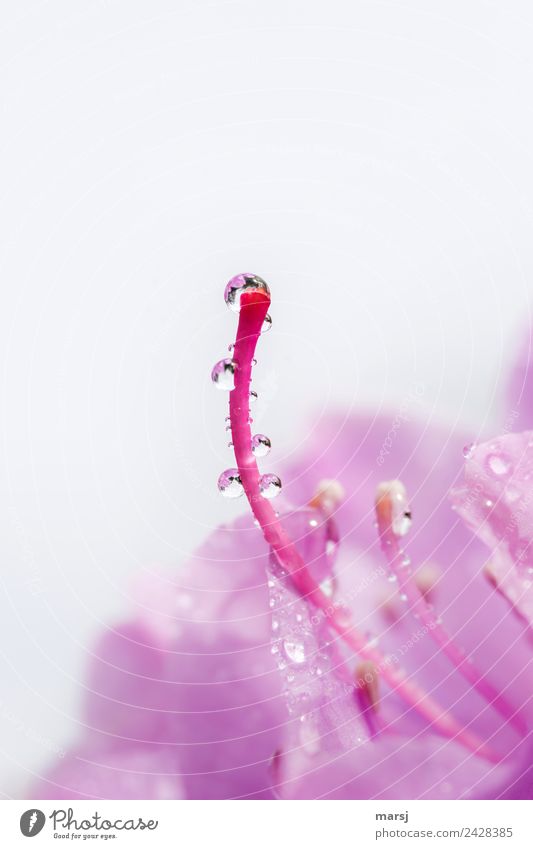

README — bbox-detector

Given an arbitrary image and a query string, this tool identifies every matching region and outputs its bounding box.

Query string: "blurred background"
[1,0,533,796]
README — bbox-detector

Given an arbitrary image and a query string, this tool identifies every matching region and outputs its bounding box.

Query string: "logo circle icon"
[20,810,45,837]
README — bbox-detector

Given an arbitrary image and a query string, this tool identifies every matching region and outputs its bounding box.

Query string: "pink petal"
[30,745,185,800]
[451,431,533,630]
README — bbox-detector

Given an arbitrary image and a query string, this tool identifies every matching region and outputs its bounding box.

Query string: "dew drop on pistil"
[252,433,271,457]
[259,473,282,499]
[211,358,237,391]
[224,273,270,312]
[217,468,244,498]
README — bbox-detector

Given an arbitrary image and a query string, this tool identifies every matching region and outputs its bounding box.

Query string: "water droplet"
[401,554,411,568]
[224,273,270,312]
[326,539,337,558]
[211,358,237,390]
[259,473,282,499]
[217,468,244,498]
[399,592,408,602]
[262,313,272,333]
[485,499,494,509]
[463,442,476,459]
[387,485,412,536]
[505,485,521,504]
[319,577,335,598]
[486,453,512,478]
[283,635,311,664]
[388,573,398,583]
[252,433,271,457]
[392,510,412,537]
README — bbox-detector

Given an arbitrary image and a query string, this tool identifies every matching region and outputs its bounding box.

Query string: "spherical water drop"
[224,273,270,312]
[217,468,244,498]
[392,510,412,537]
[463,443,475,459]
[259,473,282,499]
[486,453,512,478]
[252,433,271,457]
[211,358,237,391]
[262,313,273,333]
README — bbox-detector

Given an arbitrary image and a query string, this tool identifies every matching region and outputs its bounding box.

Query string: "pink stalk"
[228,288,500,763]
[375,481,525,736]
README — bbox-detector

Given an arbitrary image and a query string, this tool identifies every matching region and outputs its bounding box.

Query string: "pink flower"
[31,275,532,800]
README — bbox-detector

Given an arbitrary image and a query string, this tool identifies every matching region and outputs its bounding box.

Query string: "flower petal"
[451,431,533,630]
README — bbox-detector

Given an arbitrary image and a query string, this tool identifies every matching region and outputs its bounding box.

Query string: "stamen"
[414,563,441,600]
[213,274,501,762]
[375,480,525,736]
[309,479,345,517]
[355,660,380,712]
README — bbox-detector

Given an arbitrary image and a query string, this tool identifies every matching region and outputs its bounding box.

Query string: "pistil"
[214,274,501,763]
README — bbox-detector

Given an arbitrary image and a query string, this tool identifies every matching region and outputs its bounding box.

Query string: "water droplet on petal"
[224,273,270,312]
[217,468,244,498]
[262,313,272,333]
[486,453,512,478]
[259,473,282,499]
[463,442,476,459]
[252,433,271,457]
[319,576,335,598]
[211,358,237,390]
[283,634,312,664]
[505,485,521,504]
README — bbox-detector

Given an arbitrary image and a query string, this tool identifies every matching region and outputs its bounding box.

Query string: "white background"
[1,0,533,796]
